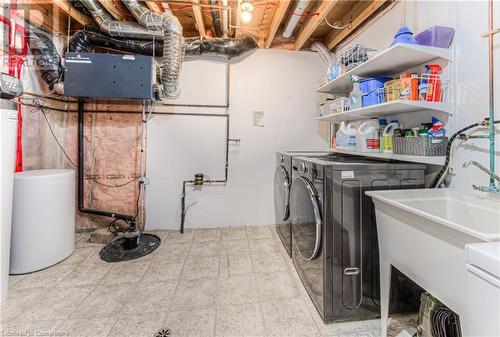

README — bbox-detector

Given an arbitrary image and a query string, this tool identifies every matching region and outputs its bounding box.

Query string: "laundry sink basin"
[365,188,500,337]
[367,188,500,241]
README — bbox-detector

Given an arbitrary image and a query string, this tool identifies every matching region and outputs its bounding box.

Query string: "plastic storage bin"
[415,26,455,48]
[10,169,76,274]
[393,137,448,156]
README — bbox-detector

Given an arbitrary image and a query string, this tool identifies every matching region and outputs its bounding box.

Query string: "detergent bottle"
[350,76,363,110]
[382,120,399,153]
[356,118,379,153]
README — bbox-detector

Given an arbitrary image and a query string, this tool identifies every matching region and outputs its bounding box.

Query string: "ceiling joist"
[265,0,290,48]
[294,0,340,51]
[192,1,207,37]
[324,0,387,50]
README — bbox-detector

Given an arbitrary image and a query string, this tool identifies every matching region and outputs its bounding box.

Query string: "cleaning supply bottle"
[350,76,363,110]
[356,118,379,153]
[379,118,387,153]
[425,64,442,102]
[383,120,399,153]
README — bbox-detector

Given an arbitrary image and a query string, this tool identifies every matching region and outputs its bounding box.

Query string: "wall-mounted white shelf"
[330,148,445,165]
[316,43,453,94]
[316,100,452,123]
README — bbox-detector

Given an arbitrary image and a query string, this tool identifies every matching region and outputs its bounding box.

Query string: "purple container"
[415,26,455,48]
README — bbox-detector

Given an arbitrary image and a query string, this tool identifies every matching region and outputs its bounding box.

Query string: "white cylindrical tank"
[10,169,76,274]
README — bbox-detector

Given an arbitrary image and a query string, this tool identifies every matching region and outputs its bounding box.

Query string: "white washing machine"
[0,99,19,303]
[466,242,500,337]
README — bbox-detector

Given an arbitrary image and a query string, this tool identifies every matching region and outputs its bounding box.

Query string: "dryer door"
[290,176,322,261]
[274,165,290,223]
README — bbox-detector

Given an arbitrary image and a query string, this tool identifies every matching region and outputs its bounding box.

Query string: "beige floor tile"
[123,281,177,314]
[181,257,219,281]
[61,247,95,265]
[142,257,185,283]
[255,271,299,301]
[217,275,258,306]
[220,239,250,256]
[0,287,48,322]
[100,260,151,286]
[0,319,64,336]
[57,262,112,288]
[156,242,192,259]
[194,228,222,242]
[57,317,117,337]
[166,230,194,244]
[72,283,137,318]
[165,308,216,337]
[10,263,76,290]
[246,226,275,240]
[107,312,168,337]
[148,230,170,242]
[215,303,266,337]
[262,299,320,337]
[221,227,247,241]
[249,238,281,255]
[7,275,25,291]
[189,241,221,257]
[171,278,217,311]
[219,254,254,278]
[252,253,289,273]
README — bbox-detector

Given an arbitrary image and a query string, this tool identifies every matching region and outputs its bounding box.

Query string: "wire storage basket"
[337,44,377,73]
[359,74,449,107]
[393,137,448,156]
[319,97,350,116]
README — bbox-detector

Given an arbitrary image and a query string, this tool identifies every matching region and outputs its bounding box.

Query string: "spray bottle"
[425,64,442,102]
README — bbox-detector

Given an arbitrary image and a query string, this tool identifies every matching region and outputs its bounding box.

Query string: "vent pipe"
[310,42,333,65]
[282,0,309,38]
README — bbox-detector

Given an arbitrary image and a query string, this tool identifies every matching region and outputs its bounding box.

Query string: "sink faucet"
[463,161,500,192]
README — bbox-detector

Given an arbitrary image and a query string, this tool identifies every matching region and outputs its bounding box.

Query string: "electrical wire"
[324,16,351,30]
[26,98,142,189]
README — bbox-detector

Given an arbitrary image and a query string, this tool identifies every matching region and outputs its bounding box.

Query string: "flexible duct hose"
[68,30,258,58]
[310,42,333,65]
[121,0,184,99]
[26,26,63,89]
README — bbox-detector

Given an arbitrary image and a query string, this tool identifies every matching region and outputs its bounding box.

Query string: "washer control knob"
[280,155,284,163]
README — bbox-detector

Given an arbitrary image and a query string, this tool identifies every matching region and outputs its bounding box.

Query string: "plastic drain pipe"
[77,98,140,249]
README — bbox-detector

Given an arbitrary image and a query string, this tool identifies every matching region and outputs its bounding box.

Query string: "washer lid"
[466,243,500,279]
[14,169,75,181]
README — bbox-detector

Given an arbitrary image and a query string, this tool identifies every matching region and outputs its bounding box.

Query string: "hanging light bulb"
[240,0,254,12]
[240,10,253,24]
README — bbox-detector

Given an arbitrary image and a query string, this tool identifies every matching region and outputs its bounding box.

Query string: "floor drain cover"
[99,233,161,262]
[154,328,171,337]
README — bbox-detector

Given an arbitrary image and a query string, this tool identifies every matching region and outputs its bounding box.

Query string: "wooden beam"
[265,0,290,48]
[17,1,69,33]
[192,0,206,37]
[98,0,126,21]
[294,0,339,51]
[52,0,93,25]
[146,1,164,12]
[324,0,387,50]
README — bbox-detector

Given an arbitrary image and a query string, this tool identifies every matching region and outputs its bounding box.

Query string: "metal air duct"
[310,42,333,65]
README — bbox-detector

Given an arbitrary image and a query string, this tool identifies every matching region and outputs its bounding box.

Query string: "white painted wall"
[146,49,328,230]
[342,0,500,191]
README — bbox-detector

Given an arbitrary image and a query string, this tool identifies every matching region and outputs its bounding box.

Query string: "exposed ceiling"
[21,0,392,51]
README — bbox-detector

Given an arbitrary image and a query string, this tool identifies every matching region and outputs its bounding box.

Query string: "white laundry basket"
[10,169,75,274]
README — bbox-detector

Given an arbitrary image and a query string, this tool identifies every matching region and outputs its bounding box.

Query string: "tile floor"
[1,225,416,337]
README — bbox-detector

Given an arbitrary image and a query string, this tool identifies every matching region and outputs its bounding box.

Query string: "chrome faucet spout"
[463,160,500,184]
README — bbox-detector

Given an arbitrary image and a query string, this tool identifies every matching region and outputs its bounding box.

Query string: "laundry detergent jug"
[356,119,380,152]
[382,121,399,153]
[336,121,358,150]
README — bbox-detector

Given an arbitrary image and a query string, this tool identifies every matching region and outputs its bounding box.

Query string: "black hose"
[430,119,500,188]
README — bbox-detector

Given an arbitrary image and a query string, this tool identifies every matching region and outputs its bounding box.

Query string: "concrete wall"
[145,49,328,230]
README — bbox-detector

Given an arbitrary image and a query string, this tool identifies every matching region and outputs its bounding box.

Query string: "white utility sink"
[368,188,500,241]
[366,188,500,337]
